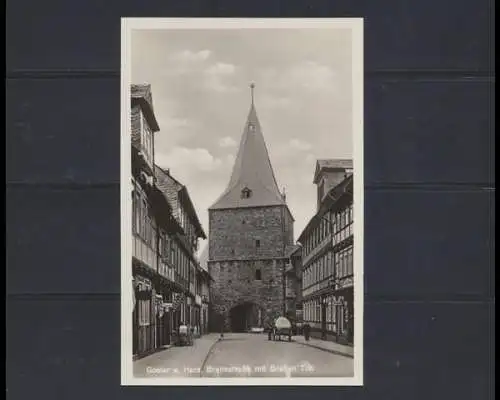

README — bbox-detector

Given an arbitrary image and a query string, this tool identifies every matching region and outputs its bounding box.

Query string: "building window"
[318,180,324,203]
[255,268,262,280]
[348,246,353,275]
[255,239,260,248]
[241,187,252,199]
[340,251,345,278]
[138,299,151,326]
[140,115,153,168]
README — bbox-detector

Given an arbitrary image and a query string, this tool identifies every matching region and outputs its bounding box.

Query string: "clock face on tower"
[248,123,256,132]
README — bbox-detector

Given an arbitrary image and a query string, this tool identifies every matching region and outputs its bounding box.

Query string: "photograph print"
[121,18,364,386]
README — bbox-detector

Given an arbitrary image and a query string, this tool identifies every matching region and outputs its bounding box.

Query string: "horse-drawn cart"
[270,316,292,342]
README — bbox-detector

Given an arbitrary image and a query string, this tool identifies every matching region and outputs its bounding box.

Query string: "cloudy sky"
[131,28,353,255]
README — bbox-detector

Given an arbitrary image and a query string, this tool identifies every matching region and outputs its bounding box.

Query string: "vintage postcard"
[121,18,364,386]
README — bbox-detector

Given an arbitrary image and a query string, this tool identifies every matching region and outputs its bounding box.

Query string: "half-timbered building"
[131,83,179,358]
[155,166,207,337]
[298,159,354,345]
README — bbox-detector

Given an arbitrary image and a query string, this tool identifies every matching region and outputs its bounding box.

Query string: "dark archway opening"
[229,302,264,332]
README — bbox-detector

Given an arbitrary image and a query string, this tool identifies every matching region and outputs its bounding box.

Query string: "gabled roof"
[285,244,302,258]
[155,165,207,239]
[209,102,285,210]
[131,83,160,132]
[313,159,353,184]
[298,173,353,243]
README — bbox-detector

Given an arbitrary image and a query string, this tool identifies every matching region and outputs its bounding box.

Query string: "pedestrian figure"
[303,323,311,341]
[189,326,195,345]
[266,320,273,341]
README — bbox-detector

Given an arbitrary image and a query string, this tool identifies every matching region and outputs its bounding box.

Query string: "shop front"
[324,286,353,345]
[186,296,192,326]
[133,275,154,357]
[155,292,173,348]
[170,291,184,335]
[194,294,202,336]
[201,304,208,335]
[303,284,353,345]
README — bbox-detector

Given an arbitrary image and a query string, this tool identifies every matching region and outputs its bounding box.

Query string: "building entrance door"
[156,313,162,348]
[336,304,344,340]
[157,313,170,346]
[133,305,138,355]
[321,300,327,340]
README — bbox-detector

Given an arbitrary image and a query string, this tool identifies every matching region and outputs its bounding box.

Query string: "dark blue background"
[6,1,495,398]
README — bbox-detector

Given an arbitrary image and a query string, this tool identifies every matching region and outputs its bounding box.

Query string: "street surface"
[202,333,353,377]
[134,333,353,378]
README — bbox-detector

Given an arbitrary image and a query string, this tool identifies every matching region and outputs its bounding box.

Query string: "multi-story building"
[131,83,211,360]
[131,83,183,358]
[154,166,208,336]
[198,245,212,335]
[298,159,354,345]
[208,86,295,332]
[284,245,303,326]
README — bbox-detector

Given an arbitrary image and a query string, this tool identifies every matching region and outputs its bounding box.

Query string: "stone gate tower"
[208,84,295,332]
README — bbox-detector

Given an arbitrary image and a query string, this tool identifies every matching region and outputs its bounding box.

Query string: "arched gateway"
[229,302,264,332]
[207,84,295,333]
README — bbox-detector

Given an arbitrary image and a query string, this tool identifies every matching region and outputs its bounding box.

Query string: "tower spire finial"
[250,82,255,106]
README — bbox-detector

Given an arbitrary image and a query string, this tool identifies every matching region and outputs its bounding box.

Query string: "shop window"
[138,300,151,326]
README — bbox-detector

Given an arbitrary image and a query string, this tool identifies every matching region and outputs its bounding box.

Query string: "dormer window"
[241,187,252,199]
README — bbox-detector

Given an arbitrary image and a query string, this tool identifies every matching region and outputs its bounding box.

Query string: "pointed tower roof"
[209,84,285,210]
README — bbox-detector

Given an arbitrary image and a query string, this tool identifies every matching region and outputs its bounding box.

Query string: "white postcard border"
[121,17,364,386]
